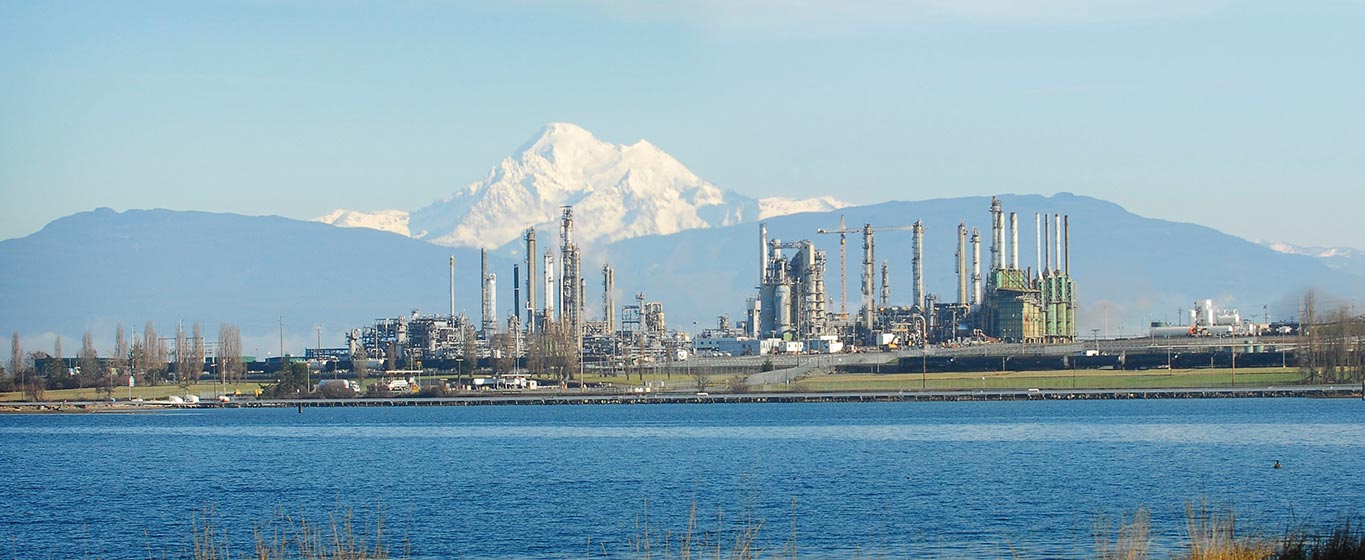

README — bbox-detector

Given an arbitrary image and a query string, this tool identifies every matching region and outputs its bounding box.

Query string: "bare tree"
[79,331,103,393]
[175,323,191,391]
[10,331,21,382]
[461,324,478,377]
[218,324,243,386]
[1299,290,1320,382]
[142,321,162,385]
[23,351,45,402]
[191,322,206,385]
[114,323,128,378]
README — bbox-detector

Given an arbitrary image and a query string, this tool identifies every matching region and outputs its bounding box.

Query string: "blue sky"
[3,0,1362,247]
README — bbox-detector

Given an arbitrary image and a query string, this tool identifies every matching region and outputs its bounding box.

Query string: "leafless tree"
[461,324,478,377]
[175,323,191,390]
[114,323,128,377]
[10,331,21,382]
[1299,290,1320,382]
[79,330,103,392]
[218,324,243,386]
[191,322,206,385]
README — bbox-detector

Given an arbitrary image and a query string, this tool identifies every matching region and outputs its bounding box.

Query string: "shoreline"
[3,385,1359,412]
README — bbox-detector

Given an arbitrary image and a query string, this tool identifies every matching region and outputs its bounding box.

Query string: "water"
[2,399,1363,558]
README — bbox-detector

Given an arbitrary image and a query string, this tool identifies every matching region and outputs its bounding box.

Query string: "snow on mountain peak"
[407,123,753,248]
[320,123,848,248]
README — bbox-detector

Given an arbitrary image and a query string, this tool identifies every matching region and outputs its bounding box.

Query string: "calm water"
[2,399,1363,558]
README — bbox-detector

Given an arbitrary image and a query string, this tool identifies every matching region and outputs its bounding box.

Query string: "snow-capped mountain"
[1262,241,1365,279]
[759,196,849,219]
[316,123,845,248]
[315,209,410,237]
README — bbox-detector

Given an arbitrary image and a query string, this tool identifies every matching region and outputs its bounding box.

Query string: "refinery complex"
[336,197,1084,372]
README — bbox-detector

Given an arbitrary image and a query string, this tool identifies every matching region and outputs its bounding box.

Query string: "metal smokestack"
[1055,214,1062,273]
[760,223,768,285]
[971,228,982,306]
[513,264,520,328]
[543,250,554,321]
[1035,214,1042,281]
[525,228,537,331]
[1043,213,1050,275]
[1009,212,1018,270]
[990,197,1003,272]
[603,264,615,336]
[449,256,455,320]
[1064,215,1071,275]
[956,222,968,305]
[912,220,924,310]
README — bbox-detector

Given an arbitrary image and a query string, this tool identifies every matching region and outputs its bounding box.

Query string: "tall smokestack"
[1009,212,1018,270]
[1055,214,1062,273]
[760,223,769,285]
[956,223,968,305]
[1035,214,1042,281]
[912,220,924,310]
[525,228,537,331]
[603,264,615,336]
[1064,215,1071,275]
[1043,213,1050,275]
[543,250,554,320]
[513,264,520,329]
[449,256,455,320]
[990,197,1003,272]
[971,228,982,306]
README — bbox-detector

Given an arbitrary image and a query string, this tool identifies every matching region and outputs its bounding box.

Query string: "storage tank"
[1151,325,1195,338]
[775,285,793,336]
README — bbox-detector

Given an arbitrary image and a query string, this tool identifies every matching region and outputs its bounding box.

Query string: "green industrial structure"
[981,197,1077,343]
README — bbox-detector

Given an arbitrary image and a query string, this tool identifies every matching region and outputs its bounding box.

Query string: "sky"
[3,0,1363,248]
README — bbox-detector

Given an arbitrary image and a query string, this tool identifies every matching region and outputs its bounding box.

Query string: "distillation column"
[956,223,968,305]
[990,197,1004,272]
[861,225,875,331]
[525,228,537,332]
[971,228,982,307]
[912,220,924,310]
[603,264,615,336]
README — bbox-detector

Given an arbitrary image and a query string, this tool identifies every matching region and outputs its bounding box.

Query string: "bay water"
[2,398,1363,558]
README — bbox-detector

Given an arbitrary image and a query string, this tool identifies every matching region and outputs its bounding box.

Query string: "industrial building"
[979,197,1077,343]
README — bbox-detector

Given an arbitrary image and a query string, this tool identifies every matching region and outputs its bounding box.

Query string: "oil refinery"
[334,196,1089,377]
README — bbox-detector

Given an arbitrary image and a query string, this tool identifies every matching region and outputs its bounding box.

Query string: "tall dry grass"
[188,503,394,560]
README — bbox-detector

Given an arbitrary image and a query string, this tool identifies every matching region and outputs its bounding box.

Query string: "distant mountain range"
[4,195,1361,353]
[1262,241,1365,279]
[315,123,846,248]
[4,123,1361,352]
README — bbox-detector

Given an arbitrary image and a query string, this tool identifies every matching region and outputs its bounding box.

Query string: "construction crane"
[818,220,919,335]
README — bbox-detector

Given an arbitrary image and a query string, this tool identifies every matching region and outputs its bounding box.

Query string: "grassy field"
[0,381,265,402]
[795,367,1306,392]
[2,367,1315,401]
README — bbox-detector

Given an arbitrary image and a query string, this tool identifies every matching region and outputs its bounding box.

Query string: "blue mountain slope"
[0,208,506,349]
[601,193,1362,334]
[3,196,1358,349]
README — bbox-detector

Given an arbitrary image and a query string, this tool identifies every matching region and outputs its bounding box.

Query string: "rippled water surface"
[3,399,1363,558]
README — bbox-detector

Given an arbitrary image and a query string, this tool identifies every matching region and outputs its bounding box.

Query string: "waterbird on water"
[1273,460,1282,469]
